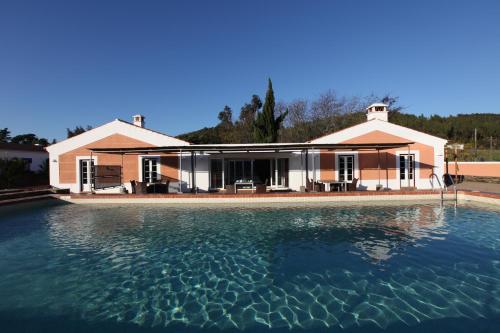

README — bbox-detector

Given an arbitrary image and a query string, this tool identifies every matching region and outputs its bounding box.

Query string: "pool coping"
[53,190,500,206]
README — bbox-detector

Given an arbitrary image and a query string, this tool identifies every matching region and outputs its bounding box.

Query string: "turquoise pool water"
[0,202,499,332]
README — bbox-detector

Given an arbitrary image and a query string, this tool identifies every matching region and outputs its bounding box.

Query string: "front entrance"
[79,159,95,192]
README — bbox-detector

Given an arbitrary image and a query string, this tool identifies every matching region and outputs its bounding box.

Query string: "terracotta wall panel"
[58,133,179,184]
[319,130,436,181]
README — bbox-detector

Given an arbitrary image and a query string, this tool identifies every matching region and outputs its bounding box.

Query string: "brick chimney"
[133,115,145,128]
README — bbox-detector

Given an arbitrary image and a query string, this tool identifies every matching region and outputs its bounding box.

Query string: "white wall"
[0,149,48,172]
[179,152,309,192]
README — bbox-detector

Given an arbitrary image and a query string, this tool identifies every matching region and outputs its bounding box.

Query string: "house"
[46,115,189,193]
[0,142,48,172]
[312,104,447,190]
[47,105,447,193]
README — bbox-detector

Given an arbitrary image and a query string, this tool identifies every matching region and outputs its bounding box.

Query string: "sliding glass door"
[209,158,289,189]
[271,158,289,187]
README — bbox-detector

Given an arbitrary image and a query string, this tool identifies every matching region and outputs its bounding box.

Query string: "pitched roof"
[0,143,47,152]
[46,119,189,155]
[309,119,447,147]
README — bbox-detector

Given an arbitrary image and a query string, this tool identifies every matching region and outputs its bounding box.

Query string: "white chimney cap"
[366,103,388,110]
[366,103,388,122]
[133,115,145,128]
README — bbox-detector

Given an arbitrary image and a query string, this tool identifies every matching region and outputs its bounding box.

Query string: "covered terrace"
[87,142,415,194]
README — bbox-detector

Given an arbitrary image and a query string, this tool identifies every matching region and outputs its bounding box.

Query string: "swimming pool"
[0,202,499,332]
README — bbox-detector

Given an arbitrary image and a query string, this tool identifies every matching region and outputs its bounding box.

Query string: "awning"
[88,142,414,154]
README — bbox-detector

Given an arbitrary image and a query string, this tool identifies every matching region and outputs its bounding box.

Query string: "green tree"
[67,125,92,138]
[253,79,288,143]
[0,128,11,143]
[235,95,262,143]
[11,133,48,146]
[217,106,233,125]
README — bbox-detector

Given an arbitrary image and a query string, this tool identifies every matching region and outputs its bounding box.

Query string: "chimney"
[366,103,388,122]
[133,115,145,128]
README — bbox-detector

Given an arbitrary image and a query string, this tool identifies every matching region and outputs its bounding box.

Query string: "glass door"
[210,159,223,189]
[79,159,95,192]
[338,155,354,181]
[142,158,159,183]
[271,158,289,188]
[399,154,415,187]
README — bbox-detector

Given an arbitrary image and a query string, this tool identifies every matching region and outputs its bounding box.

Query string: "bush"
[0,158,49,189]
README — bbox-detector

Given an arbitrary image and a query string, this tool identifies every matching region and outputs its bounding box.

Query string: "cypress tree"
[254,79,288,143]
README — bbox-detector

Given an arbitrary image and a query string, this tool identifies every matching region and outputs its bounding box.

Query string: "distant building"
[0,143,48,172]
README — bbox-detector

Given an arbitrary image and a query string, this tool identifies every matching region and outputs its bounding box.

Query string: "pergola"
[88,142,414,192]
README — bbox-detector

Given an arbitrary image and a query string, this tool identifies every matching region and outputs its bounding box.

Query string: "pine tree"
[253,79,288,143]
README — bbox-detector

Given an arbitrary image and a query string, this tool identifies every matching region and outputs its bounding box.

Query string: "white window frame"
[138,155,161,183]
[76,156,98,192]
[395,150,420,187]
[334,152,359,181]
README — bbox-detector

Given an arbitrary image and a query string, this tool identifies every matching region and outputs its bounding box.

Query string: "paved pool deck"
[58,190,500,206]
[456,181,500,194]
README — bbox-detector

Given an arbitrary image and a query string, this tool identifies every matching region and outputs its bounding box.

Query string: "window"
[399,154,414,181]
[142,157,159,183]
[375,106,385,111]
[338,155,354,181]
[210,159,223,188]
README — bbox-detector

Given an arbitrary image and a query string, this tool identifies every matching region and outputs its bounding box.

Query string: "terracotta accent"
[342,130,409,144]
[58,133,179,184]
[448,162,500,177]
[320,130,436,182]
[319,150,335,181]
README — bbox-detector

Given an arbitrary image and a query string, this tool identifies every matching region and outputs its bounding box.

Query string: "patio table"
[330,181,347,192]
[234,181,255,193]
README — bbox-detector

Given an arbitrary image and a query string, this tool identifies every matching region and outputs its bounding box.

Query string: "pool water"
[0,202,499,333]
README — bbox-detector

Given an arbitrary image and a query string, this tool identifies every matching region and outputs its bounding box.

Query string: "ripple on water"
[0,202,499,331]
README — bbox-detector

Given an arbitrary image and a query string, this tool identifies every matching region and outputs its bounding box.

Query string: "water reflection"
[1,203,497,331]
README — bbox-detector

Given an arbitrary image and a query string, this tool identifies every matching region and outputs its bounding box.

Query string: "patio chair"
[314,181,325,192]
[306,178,314,192]
[130,180,148,194]
[147,181,170,194]
[347,178,358,191]
[255,184,267,194]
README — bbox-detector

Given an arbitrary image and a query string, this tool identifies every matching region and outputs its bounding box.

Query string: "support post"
[305,149,309,183]
[179,149,183,193]
[300,150,304,187]
[120,153,123,189]
[385,152,389,189]
[90,151,94,194]
[191,151,196,193]
[407,144,411,188]
[377,149,381,188]
[312,148,316,184]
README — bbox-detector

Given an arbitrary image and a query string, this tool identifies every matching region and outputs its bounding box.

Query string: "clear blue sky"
[1,0,499,141]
